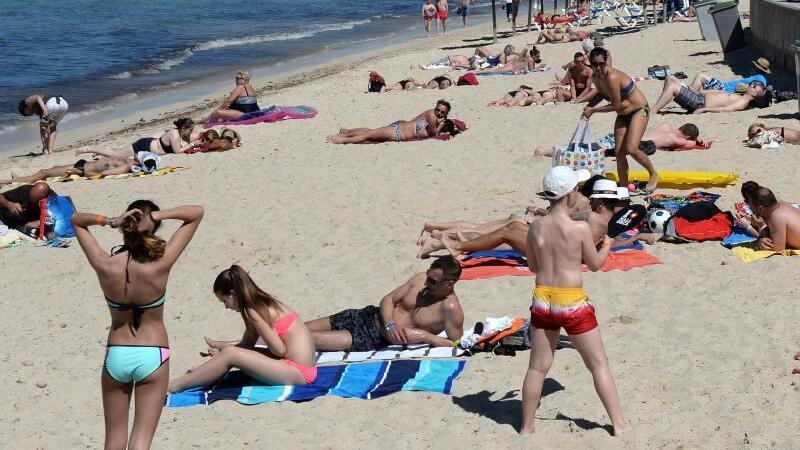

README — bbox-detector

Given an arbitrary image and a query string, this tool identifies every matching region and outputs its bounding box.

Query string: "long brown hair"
[213,265,281,324]
[118,199,166,262]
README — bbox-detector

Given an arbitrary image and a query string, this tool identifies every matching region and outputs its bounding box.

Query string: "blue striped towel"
[166,359,466,407]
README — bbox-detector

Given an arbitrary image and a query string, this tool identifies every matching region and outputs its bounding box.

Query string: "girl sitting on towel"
[169,265,317,392]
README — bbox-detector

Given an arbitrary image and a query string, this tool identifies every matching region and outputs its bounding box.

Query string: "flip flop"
[629,187,655,197]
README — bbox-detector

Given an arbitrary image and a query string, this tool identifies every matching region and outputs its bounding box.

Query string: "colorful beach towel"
[646,191,720,214]
[458,248,661,280]
[722,225,757,248]
[202,105,317,128]
[3,166,184,188]
[353,119,467,143]
[316,341,464,364]
[166,359,466,407]
[731,246,800,263]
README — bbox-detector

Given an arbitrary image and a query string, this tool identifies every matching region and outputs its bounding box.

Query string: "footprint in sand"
[607,315,638,325]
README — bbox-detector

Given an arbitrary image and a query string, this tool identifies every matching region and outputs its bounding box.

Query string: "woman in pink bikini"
[169,265,317,391]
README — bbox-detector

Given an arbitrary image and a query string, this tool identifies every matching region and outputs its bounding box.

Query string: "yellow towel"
[5,166,184,187]
[606,171,739,189]
[731,246,800,263]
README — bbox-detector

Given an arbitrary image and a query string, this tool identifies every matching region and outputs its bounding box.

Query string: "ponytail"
[214,265,280,324]
[120,199,166,261]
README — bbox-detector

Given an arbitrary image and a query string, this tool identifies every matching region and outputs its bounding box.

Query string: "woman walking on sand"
[71,201,203,449]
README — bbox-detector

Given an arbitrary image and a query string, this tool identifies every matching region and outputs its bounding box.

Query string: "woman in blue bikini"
[71,201,203,449]
[582,48,659,194]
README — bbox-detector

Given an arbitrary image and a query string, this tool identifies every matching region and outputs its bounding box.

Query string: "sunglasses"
[590,60,606,69]
[425,273,450,287]
[435,108,449,115]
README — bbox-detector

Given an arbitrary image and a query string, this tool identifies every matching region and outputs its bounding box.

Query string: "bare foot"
[441,232,463,257]
[793,366,800,374]
[327,134,343,144]
[645,173,659,193]
[613,421,633,436]
[640,233,658,244]
[518,424,535,435]
[417,234,442,259]
[417,230,430,247]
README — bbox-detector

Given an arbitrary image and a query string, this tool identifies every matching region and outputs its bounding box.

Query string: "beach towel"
[722,225,757,248]
[166,359,466,407]
[458,248,661,280]
[3,166,184,188]
[646,191,720,214]
[606,171,738,190]
[202,105,317,128]
[316,341,464,364]
[731,246,800,263]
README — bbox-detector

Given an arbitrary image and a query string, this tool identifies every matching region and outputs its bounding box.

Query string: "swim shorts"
[674,85,705,113]
[460,5,469,16]
[530,286,597,335]
[329,305,388,351]
[72,159,87,176]
[437,10,448,20]
[44,96,68,125]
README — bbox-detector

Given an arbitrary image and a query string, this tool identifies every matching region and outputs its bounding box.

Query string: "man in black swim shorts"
[305,257,465,352]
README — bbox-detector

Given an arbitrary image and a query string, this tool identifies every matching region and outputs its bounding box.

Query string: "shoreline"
[0,9,497,160]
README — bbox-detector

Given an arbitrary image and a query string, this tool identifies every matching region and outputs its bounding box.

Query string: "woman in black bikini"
[205,70,260,123]
[582,48,658,194]
[130,118,200,155]
[383,77,426,92]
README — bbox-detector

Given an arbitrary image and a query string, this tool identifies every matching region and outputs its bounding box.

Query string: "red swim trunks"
[437,10,448,20]
[530,286,597,335]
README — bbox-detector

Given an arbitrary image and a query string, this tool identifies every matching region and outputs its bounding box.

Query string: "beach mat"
[458,248,661,280]
[202,105,317,128]
[731,246,800,263]
[166,359,466,407]
[3,166,184,188]
[316,341,464,364]
[606,171,738,189]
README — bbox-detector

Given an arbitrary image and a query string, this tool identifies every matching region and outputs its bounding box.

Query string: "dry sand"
[2,2,800,448]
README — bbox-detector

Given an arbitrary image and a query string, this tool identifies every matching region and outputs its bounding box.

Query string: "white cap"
[581,38,594,54]
[616,186,630,200]
[590,179,620,199]
[543,167,590,200]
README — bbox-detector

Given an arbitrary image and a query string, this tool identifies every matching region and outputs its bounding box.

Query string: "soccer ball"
[648,209,672,233]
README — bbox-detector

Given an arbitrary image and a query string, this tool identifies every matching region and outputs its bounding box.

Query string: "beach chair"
[613,3,647,28]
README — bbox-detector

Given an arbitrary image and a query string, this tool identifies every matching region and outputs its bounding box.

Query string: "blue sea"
[0,0,500,148]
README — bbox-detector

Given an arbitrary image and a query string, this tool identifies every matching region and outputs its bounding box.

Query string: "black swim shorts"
[329,305,389,351]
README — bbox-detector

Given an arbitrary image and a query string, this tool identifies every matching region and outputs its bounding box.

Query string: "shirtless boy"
[520,166,630,436]
[738,181,800,251]
[305,257,464,351]
[653,75,768,114]
[0,156,138,185]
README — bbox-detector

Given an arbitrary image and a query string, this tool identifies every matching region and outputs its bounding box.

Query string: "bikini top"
[106,246,166,333]
[106,293,166,331]
[233,86,257,106]
[620,79,635,98]
[273,311,298,337]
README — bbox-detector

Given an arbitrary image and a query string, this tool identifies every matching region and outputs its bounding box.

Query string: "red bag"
[456,72,479,86]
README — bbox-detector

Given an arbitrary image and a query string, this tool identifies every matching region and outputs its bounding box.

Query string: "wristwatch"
[384,322,397,331]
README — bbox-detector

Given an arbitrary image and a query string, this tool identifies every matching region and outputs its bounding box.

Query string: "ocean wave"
[122,19,372,78]
[108,71,132,79]
[0,123,24,135]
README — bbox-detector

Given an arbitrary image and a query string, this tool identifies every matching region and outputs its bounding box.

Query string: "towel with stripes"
[166,359,466,407]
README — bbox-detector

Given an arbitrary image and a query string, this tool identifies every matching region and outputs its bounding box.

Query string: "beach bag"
[552,119,605,175]
[367,71,385,93]
[647,65,671,80]
[456,72,479,86]
[38,195,76,240]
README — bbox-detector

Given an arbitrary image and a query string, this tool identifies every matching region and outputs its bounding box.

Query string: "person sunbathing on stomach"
[305,257,464,351]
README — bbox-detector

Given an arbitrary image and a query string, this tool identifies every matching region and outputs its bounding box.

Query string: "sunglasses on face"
[590,60,606,69]
[425,273,450,287]
[435,108,448,115]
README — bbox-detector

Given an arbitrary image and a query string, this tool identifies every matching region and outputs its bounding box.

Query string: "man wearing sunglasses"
[652,75,769,114]
[305,256,464,351]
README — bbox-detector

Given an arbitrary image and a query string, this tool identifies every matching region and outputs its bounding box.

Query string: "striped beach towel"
[316,342,464,364]
[166,359,466,407]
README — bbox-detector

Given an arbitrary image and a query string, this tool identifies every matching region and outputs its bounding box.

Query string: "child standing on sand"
[519,166,631,436]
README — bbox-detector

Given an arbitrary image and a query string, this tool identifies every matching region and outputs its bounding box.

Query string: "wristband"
[384,322,396,331]
[95,215,107,226]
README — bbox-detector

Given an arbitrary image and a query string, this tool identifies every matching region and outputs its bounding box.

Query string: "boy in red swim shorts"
[436,0,448,33]
[519,166,632,436]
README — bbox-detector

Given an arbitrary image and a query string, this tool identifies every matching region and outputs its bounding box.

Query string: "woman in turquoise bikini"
[71,201,203,449]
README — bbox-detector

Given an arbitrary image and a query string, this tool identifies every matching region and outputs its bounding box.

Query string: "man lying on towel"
[0,153,152,185]
[306,256,464,351]
[652,76,770,114]
[736,181,800,251]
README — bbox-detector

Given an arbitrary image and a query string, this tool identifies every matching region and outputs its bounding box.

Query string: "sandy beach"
[2,1,800,448]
